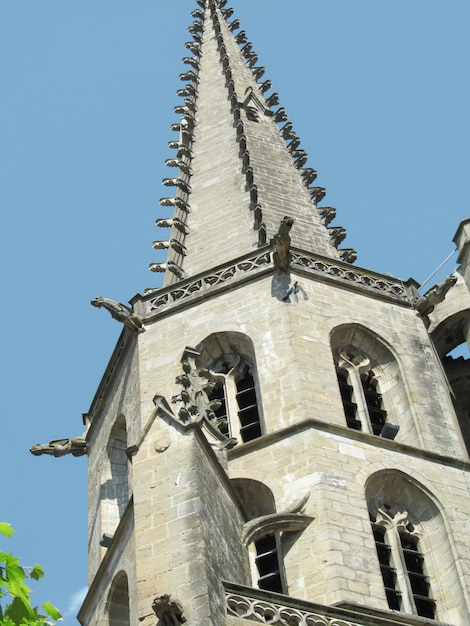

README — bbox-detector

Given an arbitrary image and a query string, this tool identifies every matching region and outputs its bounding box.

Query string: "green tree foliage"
[0,523,61,625]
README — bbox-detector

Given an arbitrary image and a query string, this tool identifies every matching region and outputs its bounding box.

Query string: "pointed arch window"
[208,359,261,442]
[371,508,435,619]
[196,332,263,444]
[335,350,389,436]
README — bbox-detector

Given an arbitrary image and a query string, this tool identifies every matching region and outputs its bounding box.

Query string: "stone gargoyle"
[414,274,458,316]
[273,216,294,273]
[91,297,144,333]
[152,594,186,625]
[30,437,87,458]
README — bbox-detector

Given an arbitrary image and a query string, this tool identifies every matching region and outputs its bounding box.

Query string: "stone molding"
[141,250,271,316]
[290,249,408,301]
[139,248,410,319]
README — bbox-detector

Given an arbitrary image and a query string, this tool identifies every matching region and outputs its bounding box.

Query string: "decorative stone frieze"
[225,590,364,626]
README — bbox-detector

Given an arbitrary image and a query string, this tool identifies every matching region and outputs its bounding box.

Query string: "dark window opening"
[337,370,361,431]
[236,370,261,442]
[373,525,401,611]
[255,534,283,593]
[400,534,435,619]
[362,372,387,435]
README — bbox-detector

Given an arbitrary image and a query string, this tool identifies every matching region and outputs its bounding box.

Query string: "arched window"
[101,415,130,537]
[331,325,409,440]
[431,309,470,455]
[231,479,287,594]
[196,332,263,443]
[371,508,435,618]
[335,350,389,437]
[107,571,130,626]
[366,470,470,623]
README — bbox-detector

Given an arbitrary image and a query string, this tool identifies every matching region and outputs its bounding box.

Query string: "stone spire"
[151,0,355,286]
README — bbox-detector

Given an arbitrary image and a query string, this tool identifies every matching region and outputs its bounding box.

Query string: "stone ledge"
[227,417,470,472]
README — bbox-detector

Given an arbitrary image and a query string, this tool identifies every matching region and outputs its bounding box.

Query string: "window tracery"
[336,349,389,436]
[366,470,470,624]
[371,507,435,619]
[196,333,263,444]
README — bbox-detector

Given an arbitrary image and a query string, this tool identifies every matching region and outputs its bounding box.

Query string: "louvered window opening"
[337,370,361,431]
[373,525,401,611]
[236,371,261,442]
[372,524,435,619]
[400,534,436,619]
[254,534,283,593]
[362,374,387,436]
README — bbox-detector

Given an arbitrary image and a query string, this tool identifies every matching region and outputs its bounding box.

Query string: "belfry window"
[335,349,390,437]
[208,357,262,443]
[371,507,435,619]
[336,369,360,431]
[361,371,387,436]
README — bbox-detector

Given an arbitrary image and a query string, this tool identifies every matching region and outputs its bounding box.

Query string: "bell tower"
[74,2,470,625]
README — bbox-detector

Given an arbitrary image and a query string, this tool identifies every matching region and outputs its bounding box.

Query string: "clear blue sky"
[1,1,469,623]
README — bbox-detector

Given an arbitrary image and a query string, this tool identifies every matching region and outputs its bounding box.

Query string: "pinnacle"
[151,0,355,285]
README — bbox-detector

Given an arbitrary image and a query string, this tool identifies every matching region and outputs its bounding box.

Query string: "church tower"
[75,1,470,624]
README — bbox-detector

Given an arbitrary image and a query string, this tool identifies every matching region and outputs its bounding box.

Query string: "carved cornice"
[138,247,411,320]
[140,249,271,317]
[290,248,409,302]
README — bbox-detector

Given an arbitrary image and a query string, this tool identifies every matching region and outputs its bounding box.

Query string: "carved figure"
[414,274,458,316]
[152,594,186,625]
[91,297,144,333]
[273,216,294,273]
[30,437,87,458]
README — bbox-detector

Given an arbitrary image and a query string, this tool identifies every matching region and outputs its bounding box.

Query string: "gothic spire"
[151,0,354,286]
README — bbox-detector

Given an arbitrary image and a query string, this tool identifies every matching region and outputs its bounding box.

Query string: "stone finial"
[152,594,186,625]
[30,437,87,458]
[273,216,294,273]
[91,297,144,333]
[414,274,458,316]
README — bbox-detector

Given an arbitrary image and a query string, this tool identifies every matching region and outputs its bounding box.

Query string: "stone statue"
[273,216,294,273]
[91,297,144,333]
[152,594,186,625]
[30,437,87,457]
[414,274,458,316]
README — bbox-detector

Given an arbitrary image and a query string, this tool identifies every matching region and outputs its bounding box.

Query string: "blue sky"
[1,1,469,623]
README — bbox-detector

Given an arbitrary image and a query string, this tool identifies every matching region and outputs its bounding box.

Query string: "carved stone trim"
[290,249,408,301]
[144,250,271,315]
[242,513,313,547]
[225,590,364,625]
